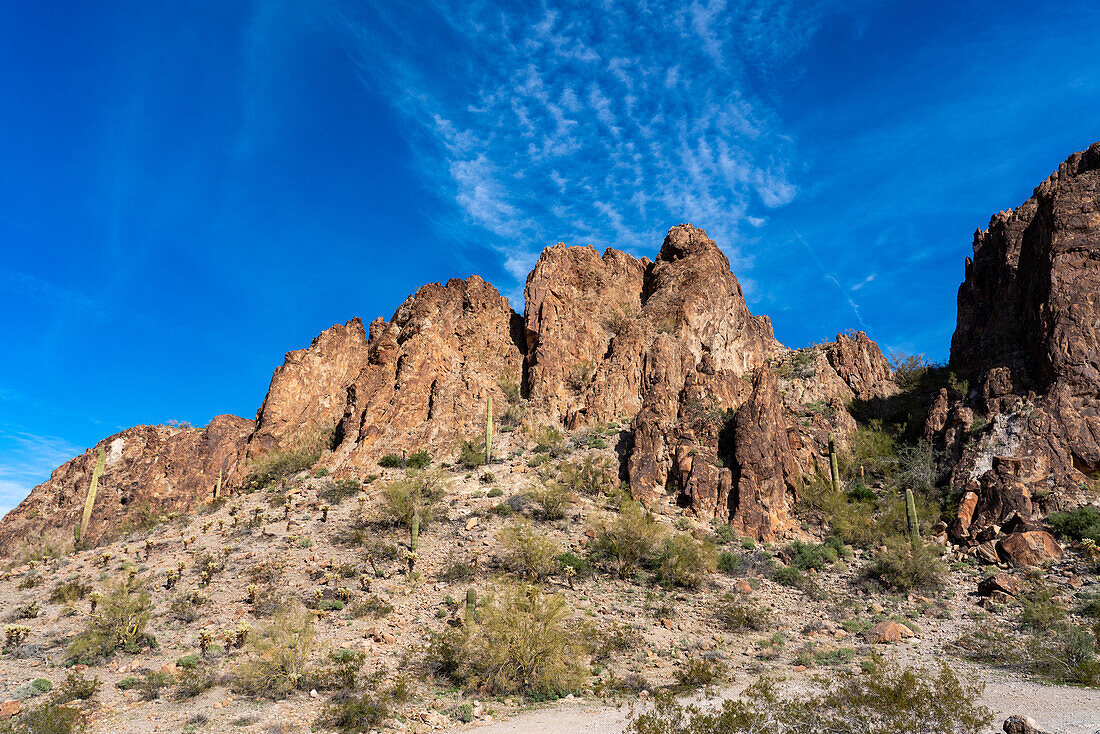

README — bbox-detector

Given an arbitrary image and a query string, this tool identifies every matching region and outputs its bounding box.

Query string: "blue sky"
[2,0,1099,514]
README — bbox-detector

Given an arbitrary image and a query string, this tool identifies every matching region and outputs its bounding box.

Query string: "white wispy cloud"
[334,0,860,289]
[0,426,82,518]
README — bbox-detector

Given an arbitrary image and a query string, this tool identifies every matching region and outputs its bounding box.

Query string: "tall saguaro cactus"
[78,448,106,545]
[410,513,420,551]
[828,433,841,493]
[905,488,920,546]
[485,395,494,465]
[213,467,223,501]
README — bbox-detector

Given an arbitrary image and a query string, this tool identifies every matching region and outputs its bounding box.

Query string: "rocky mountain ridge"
[4,141,1100,560]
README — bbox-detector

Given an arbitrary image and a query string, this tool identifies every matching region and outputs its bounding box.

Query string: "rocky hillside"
[1,143,1099,734]
[0,224,896,553]
[929,142,1100,554]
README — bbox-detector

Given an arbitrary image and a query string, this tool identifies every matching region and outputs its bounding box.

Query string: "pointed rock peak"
[657,223,723,263]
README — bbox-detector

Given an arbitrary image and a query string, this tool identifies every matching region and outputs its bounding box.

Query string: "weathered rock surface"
[943,141,1100,544]
[248,318,369,458]
[0,224,896,551]
[866,621,915,644]
[996,530,1063,567]
[0,415,253,554]
[331,276,525,469]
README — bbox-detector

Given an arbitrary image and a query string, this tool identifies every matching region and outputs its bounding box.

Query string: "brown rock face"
[331,275,525,468]
[0,415,253,554]
[728,367,800,541]
[248,318,369,458]
[523,245,646,423]
[996,530,1063,567]
[1,223,901,551]
[945,141,1100,541]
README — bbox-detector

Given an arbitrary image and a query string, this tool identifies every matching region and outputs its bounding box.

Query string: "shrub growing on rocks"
[67,582,154,663]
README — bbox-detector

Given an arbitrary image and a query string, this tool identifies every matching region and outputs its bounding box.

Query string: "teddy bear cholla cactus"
[4,625,30,648]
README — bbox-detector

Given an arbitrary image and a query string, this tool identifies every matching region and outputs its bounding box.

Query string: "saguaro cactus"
[465,588,477,623]
[828,433,841,494]
[213,467,223,501]
[485,396,493,465]
[77,448,106,545]
[905,488,920,546]
[410,513,420,551]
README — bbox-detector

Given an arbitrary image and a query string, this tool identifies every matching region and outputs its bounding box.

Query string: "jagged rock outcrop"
[523,245,647,423]
[942,141,1100,544]
[728,367,800,541]
[330,276,525,471]
[248,318,369,458]
[0,415,252,554]
[0,223,899,551]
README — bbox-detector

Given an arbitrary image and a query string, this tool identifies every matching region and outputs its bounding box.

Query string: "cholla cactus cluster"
[165,569,180,589]
[246,584,258,604]
[198,629,214,656]
[99,551,113,567]
[4,624,30,648]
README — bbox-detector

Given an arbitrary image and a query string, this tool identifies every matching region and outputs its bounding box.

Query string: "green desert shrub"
[232,602,316,699]
[1047,506,1100,543]
[591,501,664,577]
[55,672,100,703]
[627,661,991,734]
[866,536,947,591]
[426,583,587,697]
[319,672,411,733]
[318,478,362,505]
[786,538,843,571]
[716,593,766,632]
[528,480,575,521]
[380,470,447,527]
[654,534,716,588]
[379,451,431,469]
[498,520,561,581]
[1,700,84,734]
[1019,585,1067,632]
[557,456,618,496]
[244,427,327,491]
[799,478,880,548]
[67,582,154,663]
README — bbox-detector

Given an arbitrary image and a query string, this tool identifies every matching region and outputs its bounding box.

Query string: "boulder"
[996,531,1063,567]
[1003,714,1052,734]
[978,572,1022,597]
[866,621,915,644]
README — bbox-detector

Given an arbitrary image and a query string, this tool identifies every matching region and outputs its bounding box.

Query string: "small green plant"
[67,582,154,663]
[232,602,316,699]
[654,534,716,588]
[135,671,174,701]
[591,501,664,577]
[498,520,561,580]
[772,565,803,588]
[1047,506,1100,543]
[717,551,740,574]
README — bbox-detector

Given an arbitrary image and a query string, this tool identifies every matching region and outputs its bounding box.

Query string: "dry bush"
[716,593,767,632]
[380,470,448,527]
[557,456,618,496]
[67,582,154,663]
[498,520,561,581]
[866,536,947,591]
[427,583,587,697]
[627,661,991,734]
[232,602,316,699]
[654,534,717,588]
[244,426,328,491]
[528,480,575,521]
[591,501,665,577]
